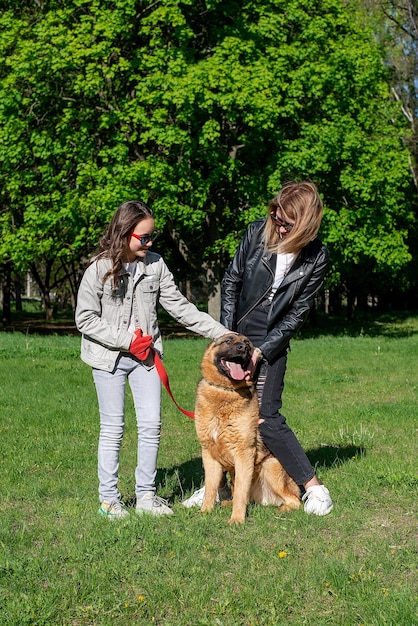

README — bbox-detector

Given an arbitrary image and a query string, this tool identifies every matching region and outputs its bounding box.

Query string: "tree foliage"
[367,0,418,185]
[0,0,415,319]
[358,0,418,309]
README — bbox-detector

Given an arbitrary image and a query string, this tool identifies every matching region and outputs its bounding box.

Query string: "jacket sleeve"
[221,222,259,329]
[75,262,133,351]
[259,246,329,363]
[157,258,228,340]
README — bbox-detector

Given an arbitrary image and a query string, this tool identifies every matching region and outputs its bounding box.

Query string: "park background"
[0,1,417,625]
[1,0,418,324]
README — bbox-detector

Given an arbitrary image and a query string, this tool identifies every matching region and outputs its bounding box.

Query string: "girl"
[76,200,228,519]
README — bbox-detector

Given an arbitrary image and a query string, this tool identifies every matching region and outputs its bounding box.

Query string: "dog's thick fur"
[194,333,301,524]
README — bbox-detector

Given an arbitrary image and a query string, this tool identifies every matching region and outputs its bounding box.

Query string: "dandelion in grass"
[325,582,335,595]
[138,595,145,602]
[278,551,287,558]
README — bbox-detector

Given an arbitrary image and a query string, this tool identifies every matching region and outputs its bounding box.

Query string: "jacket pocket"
[83,338,109,360]
[139,276,159,304]
[102,279,127,305]
[81,337,116,371]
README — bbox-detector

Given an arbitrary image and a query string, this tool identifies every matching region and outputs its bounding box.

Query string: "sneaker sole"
[135,508,173,516]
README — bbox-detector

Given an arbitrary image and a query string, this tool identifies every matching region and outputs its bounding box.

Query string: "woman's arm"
[220,222,261,329]
[259,246,329,362]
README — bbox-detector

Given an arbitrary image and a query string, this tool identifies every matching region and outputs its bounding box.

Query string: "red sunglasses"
[130,231,159,245]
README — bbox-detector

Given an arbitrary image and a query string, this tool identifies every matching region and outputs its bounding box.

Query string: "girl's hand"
[130,329,153,360]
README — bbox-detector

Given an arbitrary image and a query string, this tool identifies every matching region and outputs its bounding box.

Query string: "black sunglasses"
[270,213,294,233]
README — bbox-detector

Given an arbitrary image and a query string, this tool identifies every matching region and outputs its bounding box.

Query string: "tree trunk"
[43,292,54,321]
[208,281,221,322]
[30,260,54,321]
[347,291,357,321]
[1,261,12,326]
[203,262,222,322]
[14,272,23,311]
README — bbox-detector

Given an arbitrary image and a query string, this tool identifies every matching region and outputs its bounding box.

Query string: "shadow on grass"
[158,444,366,499]
[300,309,418,339]
[306,444,365,470]
[157,457,204,499]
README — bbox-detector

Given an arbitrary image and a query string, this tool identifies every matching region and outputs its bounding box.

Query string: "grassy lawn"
[0,313,417,625]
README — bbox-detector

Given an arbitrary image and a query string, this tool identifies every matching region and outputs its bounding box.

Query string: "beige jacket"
[75,252,228,372]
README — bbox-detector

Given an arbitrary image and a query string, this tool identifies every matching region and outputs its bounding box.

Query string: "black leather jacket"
[221,219,329,363]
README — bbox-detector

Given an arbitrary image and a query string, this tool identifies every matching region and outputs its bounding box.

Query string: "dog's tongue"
[222,360,246,380]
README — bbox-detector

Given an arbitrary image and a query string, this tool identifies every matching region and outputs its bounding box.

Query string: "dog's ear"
[245,337,255,352]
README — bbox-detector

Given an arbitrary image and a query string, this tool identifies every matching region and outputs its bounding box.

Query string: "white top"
[269,253,297,300]
[124,261,138,332]
[124,261,138,277]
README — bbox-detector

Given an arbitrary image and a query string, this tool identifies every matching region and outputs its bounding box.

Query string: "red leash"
[130,329,195,418]
[153,350,195,419]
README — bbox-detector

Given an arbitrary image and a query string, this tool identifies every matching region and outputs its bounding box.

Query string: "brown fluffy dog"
[194,333,301,524]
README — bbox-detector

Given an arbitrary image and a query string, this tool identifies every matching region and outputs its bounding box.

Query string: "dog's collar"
[205,380,253,396]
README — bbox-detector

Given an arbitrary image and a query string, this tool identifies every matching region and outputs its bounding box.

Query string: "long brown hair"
[264,181,323,254]
[96,200,154,286]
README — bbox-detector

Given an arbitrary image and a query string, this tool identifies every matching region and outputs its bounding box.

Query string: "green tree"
[0,0,414,320]
[358,0,418,309]
[368,0,418,186]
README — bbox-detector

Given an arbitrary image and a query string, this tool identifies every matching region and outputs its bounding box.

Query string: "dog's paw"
[200,504,215,514]
[279,501,301,513]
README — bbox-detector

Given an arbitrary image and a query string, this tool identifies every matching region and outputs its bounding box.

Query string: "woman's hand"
[244,347,263,380]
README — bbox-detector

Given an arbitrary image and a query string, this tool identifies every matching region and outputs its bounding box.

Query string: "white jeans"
[92,355,162,502]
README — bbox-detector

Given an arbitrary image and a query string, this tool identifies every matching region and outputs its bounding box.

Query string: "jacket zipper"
[237,256,275,326]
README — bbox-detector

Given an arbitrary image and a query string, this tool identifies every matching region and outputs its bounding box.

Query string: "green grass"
[0,315,417,625]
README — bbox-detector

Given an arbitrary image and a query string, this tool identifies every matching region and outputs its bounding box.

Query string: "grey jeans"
[92,354,162,502]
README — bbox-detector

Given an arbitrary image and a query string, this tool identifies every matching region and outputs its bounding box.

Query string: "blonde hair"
[264,181,323,254]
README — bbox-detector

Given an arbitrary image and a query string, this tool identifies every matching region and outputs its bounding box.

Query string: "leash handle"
[152,350,195,419]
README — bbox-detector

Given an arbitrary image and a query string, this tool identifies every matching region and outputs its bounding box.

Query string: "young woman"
[76,200,228,519]
[183,181,333,515]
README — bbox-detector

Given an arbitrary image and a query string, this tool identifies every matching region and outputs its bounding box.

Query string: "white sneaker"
[136,493,173,516]
[182,486,205,508]
[99,500,129,520]
[302,485,333,516]
[182,484,232,508]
